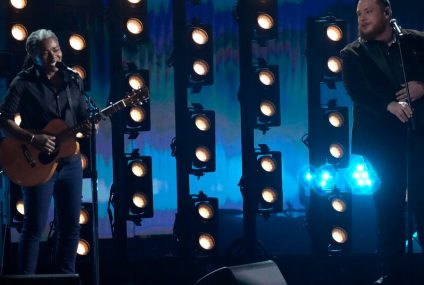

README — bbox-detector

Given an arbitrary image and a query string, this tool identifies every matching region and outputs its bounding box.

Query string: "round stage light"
[262,187,277,203]
[79,208,90,225]
[11,24,28,41]
[127,18,143,35]
[193,60,209,76]
[77,239,90,256]
[259,156,276,173]
[128,74,145,90]
[257,13,274,30]
[69,34,86,51]
[194,115,211,132]
[192,28,208,45]
[130,160,148,177]
[197,203,214,220]
[327,25,343,42]
[195,146,211,163]
[198,233,215,250]
[259,69,275,86]
[259,100,276,117]
[133,192,148,209]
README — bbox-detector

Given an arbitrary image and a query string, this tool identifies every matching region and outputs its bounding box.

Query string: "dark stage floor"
[2,236,424,285]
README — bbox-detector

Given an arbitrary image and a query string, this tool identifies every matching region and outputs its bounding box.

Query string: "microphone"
[390,18,404,37]
[55,61,77,74]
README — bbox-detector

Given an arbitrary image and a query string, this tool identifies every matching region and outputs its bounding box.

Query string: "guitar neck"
[60,87,148,140]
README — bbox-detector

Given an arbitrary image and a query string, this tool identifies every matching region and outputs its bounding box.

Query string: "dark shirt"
[0,65,88,131]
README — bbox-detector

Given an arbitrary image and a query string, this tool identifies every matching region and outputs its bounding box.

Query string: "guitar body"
[0,119,79,187]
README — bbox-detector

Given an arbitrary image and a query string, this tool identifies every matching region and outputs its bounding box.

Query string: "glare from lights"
[127,0,142,3]
[331,198,347,213]
[127,18,144,35]
[192,28,208,45]
[260,101,276,117]
[71,65,87,80]
[259,156,276,173]
[10,0,27,9]
[197,203,214,220]
[329,143,344,159]
[77,239,90,256]
[327,25,343,42]
[132,192,148,209]
[14,113,22,126]
[16,200,25,215]
[195,146,211,162]
[129,106,146,123]
[327,56,342,73]
[130,161,148,177]
[198,233,215,250]
[69,34,86,51]
[11,24,28,41]
[332,227,348,244]
[258,70,275,86]
[194,115,211,131]
[79,209,90,225]
[128,74,145,90]
[76,132,84,139]
[257,13,274,30]
[262,187,277,203]
[81,154,88,171]
[193,60,209,76]
[328,111,344,128]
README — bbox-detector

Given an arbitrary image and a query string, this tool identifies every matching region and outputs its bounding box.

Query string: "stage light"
[253,0,278,42]
[254,62,280,131]
[10,0,27,9]
[81,154,88,171]
[259,156,276,173]
[331,197,347,213]
[194,115,211,131]
[257,13,274,30]
[122,0,148,43]
[262,187,278,203]
[126,18,144,35]
[193,59,209,76]
[130,160,147,177]
[124,69,150,136]
[79,208,90,225]
[77,239,90,256]
[192,28,209,45]
[11,24,27,41]
[326,25,343,42]
[185,192,219,255]
[189,106,216,176]
[187,24,214,86]
[125,151,153,218]
[77,203,94,259]
[327,56,342,74]
[127,0,141,4]
[328,111,344,128]
[128,74,145,90]
[307,17,346,84]
[329,143,345,159]
[332,227,348,244]
[198,233,215,250]
[16,199,24,215]
[13,113,21,126]
[311,105,350,168]
[71,65,87,79]
[62,31,90,90]
[255,146,283,213]
[197,202,214,220]
[69,34,86,51]
[132,192,148,209]
[259,70,275,86]
[346,155,380,195]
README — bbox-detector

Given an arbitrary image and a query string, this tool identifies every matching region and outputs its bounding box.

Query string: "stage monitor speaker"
[1,273,80,285]
[195,260,288,285]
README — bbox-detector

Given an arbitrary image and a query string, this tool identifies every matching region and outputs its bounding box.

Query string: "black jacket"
[341,29,424,156]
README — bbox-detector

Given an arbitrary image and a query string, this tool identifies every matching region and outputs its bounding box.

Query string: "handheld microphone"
[390,19,404,37]
[55,61,77,74]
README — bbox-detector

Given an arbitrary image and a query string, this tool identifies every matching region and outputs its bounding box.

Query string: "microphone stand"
[85,94,100,285]
[393,28,415,281]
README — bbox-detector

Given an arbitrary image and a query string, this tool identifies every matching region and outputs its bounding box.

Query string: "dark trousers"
[367,131,424,276]
[18,156,82,274]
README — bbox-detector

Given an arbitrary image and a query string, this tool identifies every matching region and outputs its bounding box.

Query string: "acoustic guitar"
[0,87,149,187]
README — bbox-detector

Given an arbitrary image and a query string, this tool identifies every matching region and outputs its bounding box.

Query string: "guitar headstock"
[123,86,150,106]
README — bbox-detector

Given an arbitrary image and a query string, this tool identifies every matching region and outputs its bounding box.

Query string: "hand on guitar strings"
[32,134,56,154]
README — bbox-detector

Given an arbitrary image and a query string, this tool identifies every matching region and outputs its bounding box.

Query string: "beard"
[358,20,388,41]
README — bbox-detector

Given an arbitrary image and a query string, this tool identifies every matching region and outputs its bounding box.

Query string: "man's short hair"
[25,29,58,56]
[378,0,391,8]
